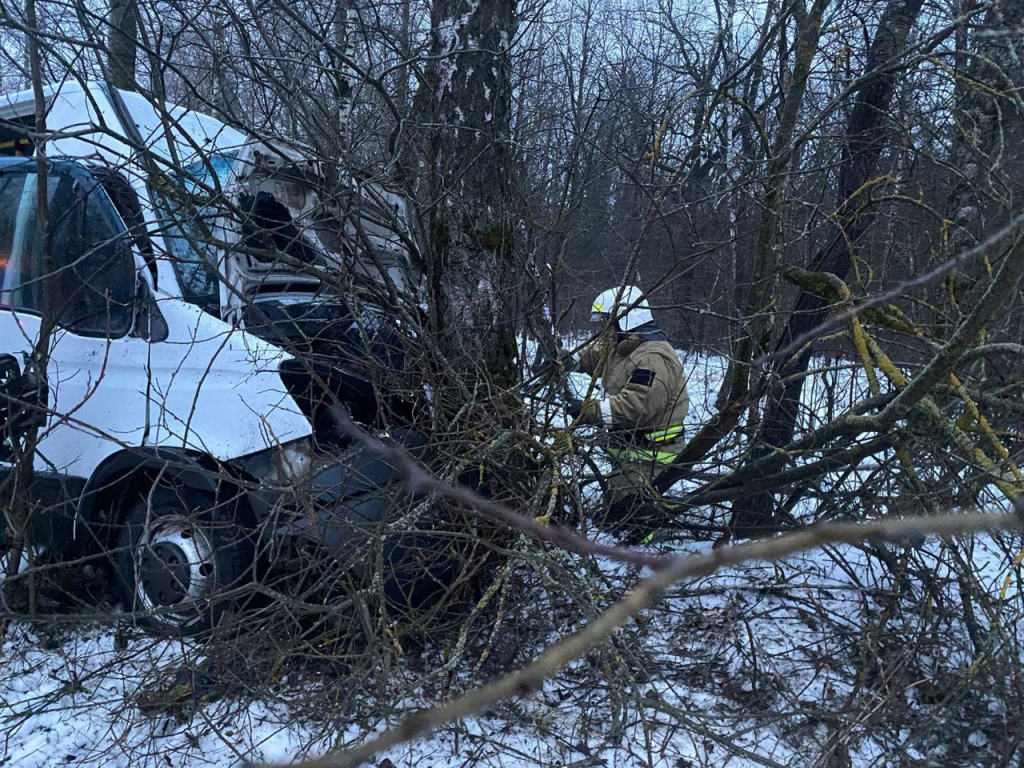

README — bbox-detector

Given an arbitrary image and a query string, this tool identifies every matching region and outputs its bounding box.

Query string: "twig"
[259,511,1019,768]
[333,413,667,570]
[757,212,1024,370]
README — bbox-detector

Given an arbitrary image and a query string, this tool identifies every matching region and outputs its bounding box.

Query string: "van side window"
[0,172,44,311]
[91,167,157,286]
[0,167,135,338]
[0,118,34,156]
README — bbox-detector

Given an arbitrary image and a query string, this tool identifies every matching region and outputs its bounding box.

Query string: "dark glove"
[530,357,555,379]
[532,346,572,377]
[566,398,584,420]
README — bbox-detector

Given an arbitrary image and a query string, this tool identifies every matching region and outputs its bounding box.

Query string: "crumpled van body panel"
[0,83,450,635]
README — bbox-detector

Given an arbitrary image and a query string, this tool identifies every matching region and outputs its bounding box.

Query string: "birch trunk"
[422,0,518,389]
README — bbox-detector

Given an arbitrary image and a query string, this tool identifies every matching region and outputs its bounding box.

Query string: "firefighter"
[563,285,689,531]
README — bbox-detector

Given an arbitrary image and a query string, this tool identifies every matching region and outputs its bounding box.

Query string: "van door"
[0,161,151,544]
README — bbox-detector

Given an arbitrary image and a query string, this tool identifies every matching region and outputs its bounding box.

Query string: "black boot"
[602,496,670,544]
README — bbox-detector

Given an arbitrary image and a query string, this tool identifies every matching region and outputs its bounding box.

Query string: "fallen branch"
[333,412,667,569]
[260,511,1020,768]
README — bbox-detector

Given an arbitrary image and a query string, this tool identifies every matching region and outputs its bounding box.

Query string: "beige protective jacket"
[575,328,690,462]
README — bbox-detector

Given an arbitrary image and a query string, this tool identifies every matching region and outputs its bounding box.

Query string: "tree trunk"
[422,0,518,391]
[730,0,926,529]
[946,0,1024,308]
[653,0,827,495]
[107,0,139,91]
[333,0,358,155]
[211,12,242,124]
[395,0,412,114]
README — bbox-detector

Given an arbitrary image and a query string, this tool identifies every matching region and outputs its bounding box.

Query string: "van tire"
[114,485,253,636]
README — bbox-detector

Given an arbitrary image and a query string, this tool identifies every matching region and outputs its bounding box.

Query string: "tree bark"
[421,0,518,391]
[333,0,358,154]
[211,11,242,124]
[107,0,139,91]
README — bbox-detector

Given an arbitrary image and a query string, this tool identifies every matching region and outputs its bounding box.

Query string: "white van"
[0,80,437,634]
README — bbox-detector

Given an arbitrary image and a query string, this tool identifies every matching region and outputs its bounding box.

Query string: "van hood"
[216,140,421,318]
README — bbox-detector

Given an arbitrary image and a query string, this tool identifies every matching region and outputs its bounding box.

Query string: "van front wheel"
[114,486,253,635]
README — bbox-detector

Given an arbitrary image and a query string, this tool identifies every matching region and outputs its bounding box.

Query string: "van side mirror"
[133,277,169,343]
[0,353,47,453]
[0,354,20,387]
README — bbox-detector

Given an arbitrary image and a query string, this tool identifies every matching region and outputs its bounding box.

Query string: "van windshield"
[157,151,238,310]
[113,90,244,312]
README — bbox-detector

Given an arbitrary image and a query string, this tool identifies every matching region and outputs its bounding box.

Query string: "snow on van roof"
[0,78,86,120]
[115,87,247,164]
[0,79,247,169]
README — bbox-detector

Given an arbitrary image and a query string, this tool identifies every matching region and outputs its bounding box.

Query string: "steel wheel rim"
[134,515,217,627]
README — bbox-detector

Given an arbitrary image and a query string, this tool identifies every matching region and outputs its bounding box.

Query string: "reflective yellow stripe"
[645,425,684,443]
[607,446,679,465]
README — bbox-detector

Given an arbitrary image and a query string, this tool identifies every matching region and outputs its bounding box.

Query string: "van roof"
[1,81,246,166]
[0,79,94,121]
[1,80,53,117]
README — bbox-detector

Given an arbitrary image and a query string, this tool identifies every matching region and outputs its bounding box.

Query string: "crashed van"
[0,80,450,634]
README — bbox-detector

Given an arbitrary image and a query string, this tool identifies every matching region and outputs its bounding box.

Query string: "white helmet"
[590,285,653,332]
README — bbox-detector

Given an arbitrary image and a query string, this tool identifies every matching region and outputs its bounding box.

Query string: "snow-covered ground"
[2,353,1021,767]
[4,533,1019,767]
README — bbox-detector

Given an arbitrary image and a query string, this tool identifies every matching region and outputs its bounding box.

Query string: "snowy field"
[2,354,1022,767]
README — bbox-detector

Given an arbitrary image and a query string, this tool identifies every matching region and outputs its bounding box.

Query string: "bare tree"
[419,0,519,389]
[731,0,928,529]
[107,0,138,89]
[3,0,1024,764]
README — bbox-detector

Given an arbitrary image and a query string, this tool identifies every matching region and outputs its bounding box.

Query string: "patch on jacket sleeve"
[629,368,656,387]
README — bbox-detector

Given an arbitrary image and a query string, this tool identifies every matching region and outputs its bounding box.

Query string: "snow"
[0,629,319,766]
[2,352,1022,767]
[8,536,1013,766]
